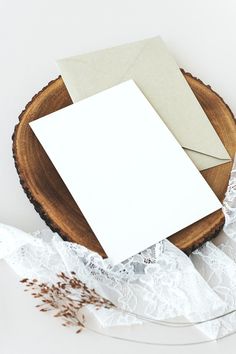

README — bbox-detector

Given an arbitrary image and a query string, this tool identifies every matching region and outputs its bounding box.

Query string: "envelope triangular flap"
[58,37,231,169]
[58,40,147,101]
[122,38,230,160]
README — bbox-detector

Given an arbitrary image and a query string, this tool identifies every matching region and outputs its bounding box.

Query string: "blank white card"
[30,80,221,264]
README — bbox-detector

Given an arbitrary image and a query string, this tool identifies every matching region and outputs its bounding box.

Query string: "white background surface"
[0,0,236,353]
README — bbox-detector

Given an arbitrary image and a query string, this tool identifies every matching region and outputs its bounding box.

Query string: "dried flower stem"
[20,272,115,333]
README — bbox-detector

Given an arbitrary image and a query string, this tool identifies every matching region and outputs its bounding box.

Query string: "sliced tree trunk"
[12,71,236,257]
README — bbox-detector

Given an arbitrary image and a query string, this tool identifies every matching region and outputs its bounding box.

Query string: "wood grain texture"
[12,71,236,257]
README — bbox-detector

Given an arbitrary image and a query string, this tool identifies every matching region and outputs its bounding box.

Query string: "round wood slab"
[12,71,236,257]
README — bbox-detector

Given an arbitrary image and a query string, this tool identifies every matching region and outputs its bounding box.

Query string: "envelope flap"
[119,37,231,160]
[58,37,231,162]
[58,39,149,102]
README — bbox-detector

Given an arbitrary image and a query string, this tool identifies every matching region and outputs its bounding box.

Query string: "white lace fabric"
[0,155,236,339]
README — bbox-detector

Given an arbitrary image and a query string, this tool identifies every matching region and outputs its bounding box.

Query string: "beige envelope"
[57,36,231,171]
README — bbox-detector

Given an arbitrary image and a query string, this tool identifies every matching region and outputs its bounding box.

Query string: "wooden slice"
[12,71,236,257]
